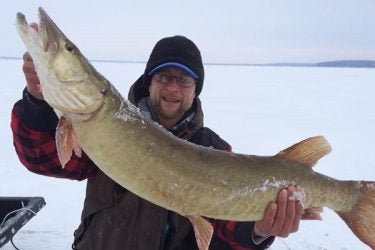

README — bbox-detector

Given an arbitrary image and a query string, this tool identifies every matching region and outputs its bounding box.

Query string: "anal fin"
[188,215,213,250]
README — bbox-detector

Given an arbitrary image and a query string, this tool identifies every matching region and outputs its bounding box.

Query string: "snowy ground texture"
[1,59,374,249]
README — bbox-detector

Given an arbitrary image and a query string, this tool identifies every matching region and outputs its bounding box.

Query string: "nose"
[164,77,180,90]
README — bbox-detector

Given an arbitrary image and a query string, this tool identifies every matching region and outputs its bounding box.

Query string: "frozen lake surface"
[1,59,374,249]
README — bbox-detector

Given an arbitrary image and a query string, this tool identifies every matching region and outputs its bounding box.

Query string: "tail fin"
[337,181,375,249]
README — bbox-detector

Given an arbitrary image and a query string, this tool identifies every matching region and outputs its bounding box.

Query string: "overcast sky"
[3,0,375,64]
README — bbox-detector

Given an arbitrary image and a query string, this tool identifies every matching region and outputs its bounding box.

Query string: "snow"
[1,59,374,249]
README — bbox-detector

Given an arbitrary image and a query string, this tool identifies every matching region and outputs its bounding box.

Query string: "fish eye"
[65,43,75,53]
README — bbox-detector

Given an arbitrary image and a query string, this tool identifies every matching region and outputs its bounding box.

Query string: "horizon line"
[1,56,374,68]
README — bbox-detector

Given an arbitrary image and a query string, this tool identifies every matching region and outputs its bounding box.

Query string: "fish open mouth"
[16,7,102,114]
[16,7,62,54]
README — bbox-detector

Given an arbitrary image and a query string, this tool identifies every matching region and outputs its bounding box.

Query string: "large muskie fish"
[16,7,375,249]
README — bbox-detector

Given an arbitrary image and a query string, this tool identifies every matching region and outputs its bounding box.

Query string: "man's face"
[149,67,196,128]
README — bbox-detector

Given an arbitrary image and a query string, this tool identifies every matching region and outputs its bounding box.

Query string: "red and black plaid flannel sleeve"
[11,102,97,181]
[211,219,274,250]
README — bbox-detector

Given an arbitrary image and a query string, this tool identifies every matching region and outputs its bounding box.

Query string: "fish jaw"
[16,7,107,115]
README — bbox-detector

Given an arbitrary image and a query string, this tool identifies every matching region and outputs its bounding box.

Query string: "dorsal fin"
[276,136,332,167]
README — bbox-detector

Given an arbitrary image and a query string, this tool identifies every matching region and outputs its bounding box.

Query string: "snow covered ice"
[1,59,375,249]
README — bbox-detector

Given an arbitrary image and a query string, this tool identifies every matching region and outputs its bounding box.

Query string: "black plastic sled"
[0,197,46,248]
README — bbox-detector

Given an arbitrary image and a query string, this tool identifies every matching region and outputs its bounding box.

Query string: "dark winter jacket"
[11,75,274,250]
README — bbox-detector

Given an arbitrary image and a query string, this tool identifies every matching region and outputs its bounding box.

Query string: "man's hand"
[253,186,305,238]
[22,23,43,100]
[23,52,43,100]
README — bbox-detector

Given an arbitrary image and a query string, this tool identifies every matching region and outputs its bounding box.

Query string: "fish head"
[16,7,108,116]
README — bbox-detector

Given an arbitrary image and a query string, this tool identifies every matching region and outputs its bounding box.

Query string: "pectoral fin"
[56,117,82,168]
[188,215,213,250]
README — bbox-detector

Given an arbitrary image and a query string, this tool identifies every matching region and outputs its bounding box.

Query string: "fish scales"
[70,91,356,220]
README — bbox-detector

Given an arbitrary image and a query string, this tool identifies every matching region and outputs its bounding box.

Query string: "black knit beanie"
[143,35,204,96]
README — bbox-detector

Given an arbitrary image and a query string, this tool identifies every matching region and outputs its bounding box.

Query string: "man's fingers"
[271,189,288,233]
[290,200,304,232]
[286,186,304,234]
[302,206,323,220]
[23,52,36,74]
[23,60,36,72]
[255,186,307,238]
[273,187,305,237]
[23,52,33,62]
[21,51,43,100]
[23,60,37,76]
[254,202,277,237]
[264,202,278,226]
[301,212,322,220]
[280,188,297,236]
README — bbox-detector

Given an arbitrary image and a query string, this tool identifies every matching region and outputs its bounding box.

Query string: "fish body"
[16,8,375,249]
